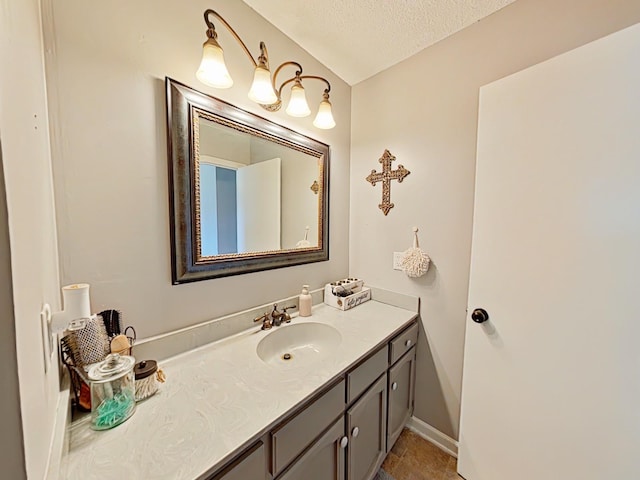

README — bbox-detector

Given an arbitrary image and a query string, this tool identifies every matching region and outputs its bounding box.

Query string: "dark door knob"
[471,308,489,323]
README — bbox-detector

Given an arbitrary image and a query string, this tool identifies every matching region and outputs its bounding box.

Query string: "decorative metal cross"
[366,149,410,215]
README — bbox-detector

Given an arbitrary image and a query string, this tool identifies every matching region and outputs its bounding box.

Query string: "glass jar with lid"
[87,353,136,430]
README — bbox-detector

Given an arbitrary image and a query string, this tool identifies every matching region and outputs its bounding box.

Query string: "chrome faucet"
[271,304,295,327]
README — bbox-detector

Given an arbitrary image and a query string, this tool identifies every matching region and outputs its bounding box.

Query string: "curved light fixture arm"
[263,73,332,113]
[271,61,303,100]
[272,61,303,95]
[276,75,332,99]
[300,75,332,95]
[203,9,258,68]
[199,8,333,124]
[274,72,331,98]
[258,41,270,69]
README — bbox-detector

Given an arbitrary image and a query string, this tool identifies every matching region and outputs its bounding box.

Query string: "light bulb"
[196,38,233,89]
[285,82,311,117]
[313,97,336,129]
[248,65,278,104]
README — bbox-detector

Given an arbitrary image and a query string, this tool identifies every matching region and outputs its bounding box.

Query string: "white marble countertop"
[61,300,418,480]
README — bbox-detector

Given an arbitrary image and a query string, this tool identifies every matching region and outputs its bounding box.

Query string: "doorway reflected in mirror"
[197,117,320,257]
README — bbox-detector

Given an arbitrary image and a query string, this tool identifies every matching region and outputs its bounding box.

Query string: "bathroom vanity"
[220,321,418,480]
[61,296,418,480]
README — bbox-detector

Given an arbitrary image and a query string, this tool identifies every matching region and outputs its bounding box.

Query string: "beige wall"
[0,0,62,477]
[198,121,251,165]
[42,0,351,338]
[350,0,640,439]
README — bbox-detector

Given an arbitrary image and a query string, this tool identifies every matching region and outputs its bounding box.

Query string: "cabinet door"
[271,379,345,476]
[278,418,346,480]
[387,347,416,452]
[207,441,266,480]
[346,374,387,480]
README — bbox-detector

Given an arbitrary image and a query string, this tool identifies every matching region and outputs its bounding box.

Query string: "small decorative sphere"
[399,247,430,278]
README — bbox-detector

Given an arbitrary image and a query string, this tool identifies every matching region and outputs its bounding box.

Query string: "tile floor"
[381,428,463,480]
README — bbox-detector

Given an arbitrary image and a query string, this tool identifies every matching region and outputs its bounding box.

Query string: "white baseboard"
[406,416,459,458]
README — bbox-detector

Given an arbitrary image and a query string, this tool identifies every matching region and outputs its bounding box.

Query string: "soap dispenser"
[299,285,312,317]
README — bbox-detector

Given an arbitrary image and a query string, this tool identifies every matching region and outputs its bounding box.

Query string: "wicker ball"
[400,247,431,278]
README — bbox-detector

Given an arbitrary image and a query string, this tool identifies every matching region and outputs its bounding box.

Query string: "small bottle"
[299,285,312,317]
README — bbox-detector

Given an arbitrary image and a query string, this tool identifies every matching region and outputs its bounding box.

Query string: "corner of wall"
[0,0,63,478]
[0,139,27,480]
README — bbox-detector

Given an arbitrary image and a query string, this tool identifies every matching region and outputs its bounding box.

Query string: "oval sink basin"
[256,322,342,367]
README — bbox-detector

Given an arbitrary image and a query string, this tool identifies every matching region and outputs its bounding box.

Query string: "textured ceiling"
[242,0,517,85]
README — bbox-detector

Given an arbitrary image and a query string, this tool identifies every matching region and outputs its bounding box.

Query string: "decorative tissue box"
[323,279,371,311]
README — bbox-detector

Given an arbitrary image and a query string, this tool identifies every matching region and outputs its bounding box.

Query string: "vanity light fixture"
[196,9,336,129]
[285,76,311,117]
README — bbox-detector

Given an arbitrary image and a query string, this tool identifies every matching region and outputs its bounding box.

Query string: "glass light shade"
[248,65,278,104]
[313,99,336,129]
[196,39,233,89]
[285,83,311,117]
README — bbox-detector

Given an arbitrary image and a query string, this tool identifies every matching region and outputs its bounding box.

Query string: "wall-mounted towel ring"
[400,227,430,278]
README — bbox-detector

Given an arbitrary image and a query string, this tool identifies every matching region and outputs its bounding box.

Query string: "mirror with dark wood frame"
[166,78,329,283]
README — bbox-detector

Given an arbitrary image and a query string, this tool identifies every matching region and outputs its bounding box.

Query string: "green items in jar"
[87,353,136,430]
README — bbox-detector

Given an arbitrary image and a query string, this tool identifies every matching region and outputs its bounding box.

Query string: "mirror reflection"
[196,117,321,257]
[166,78,329,283]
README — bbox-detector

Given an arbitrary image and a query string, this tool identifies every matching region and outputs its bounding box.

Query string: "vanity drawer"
[271,378,345,476]
[346,345,388,404]
[389,322,418,365]
[206,441,265,480]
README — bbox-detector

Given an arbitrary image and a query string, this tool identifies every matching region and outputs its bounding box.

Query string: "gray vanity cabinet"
[346,374,388,480]
[386,347,416,451]
[206,441,267,480]
[271,379,345,476]
[277,418,346,480]
[205,319,418,480]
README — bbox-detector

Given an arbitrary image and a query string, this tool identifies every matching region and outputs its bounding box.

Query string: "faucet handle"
[254,313,272,330]
[282,305,296,323]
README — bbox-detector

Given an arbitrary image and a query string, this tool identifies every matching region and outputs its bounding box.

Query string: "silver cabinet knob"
[352,427,359,438]
[405,339,412,347]
[340,436,348,448]
[392,382,398,391]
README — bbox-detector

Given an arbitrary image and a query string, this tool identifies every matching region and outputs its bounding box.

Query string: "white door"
[459,24,640,480]
[236,157,281,252]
